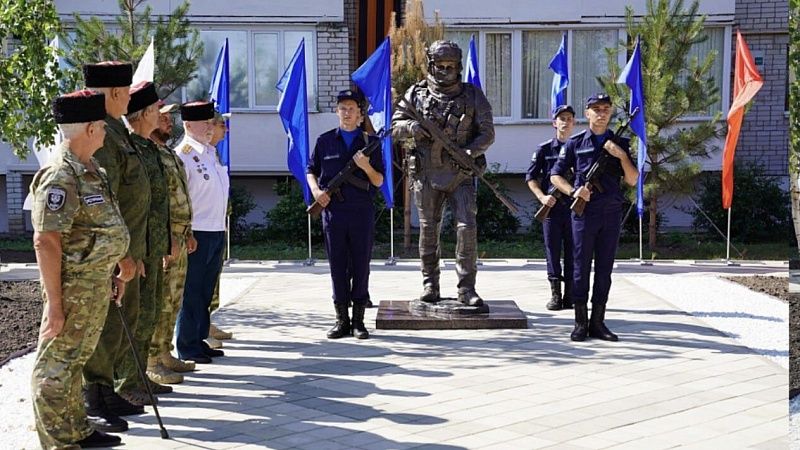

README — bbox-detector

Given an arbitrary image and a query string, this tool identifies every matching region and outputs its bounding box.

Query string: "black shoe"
[457,289,484,307]
[327,302,351,339]
[83,384,129,432]
[570,303,589,342]
[419,285,440,303]
[351,303,370,340]
[546,278,563,311]
[188,354,213,364]
[588,303,619,341]
[100,385,145,416]
[202,341,224,357]
[364,298,374,308]
[76,430,122,448]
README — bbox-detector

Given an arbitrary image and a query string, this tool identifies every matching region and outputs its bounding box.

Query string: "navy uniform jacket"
[525,138,565,193]
[550,129,632,207]
[307,128,384,208]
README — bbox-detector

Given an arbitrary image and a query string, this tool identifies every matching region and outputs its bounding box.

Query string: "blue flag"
[617,35,648,217]
[549,33,569,114]
[464,34,482,90]
[351,36,394,208]
[276,38,312,205]
[209,38,230,170]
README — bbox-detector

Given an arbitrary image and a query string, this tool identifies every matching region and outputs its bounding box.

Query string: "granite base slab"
[376,300,528,330]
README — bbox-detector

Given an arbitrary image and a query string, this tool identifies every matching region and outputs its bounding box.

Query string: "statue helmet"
[426,40,463,65]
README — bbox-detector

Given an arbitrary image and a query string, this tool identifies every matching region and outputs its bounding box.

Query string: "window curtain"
[572,29,617,118]
[522,31,562,119]
[485,33,512,117]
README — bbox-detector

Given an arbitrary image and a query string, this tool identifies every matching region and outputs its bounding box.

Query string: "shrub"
[229,184,257,241]
[690,165,791,242]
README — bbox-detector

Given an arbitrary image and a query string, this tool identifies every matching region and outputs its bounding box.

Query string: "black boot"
[562,279,574,309]
[570,303,589,342]
[327,302,351,339]
[588,303,619,341]
[351,303,370,340]
[545,278,563,311]
[76,429,122,448]
[99,384,145,416]
[419,284,440,303]
[83,383,129,432]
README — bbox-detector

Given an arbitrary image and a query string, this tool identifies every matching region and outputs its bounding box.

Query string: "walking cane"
[113,283,169,439]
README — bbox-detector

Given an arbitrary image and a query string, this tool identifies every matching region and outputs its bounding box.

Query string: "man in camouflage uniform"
[207,111,233,349]
[115,81,173,400]
[30,90,129,449]
[148,101,198,382]
[391,40,495,306]
[81,62,151,429]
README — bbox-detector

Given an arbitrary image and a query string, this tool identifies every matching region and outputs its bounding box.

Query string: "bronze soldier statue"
[392,40,495,306]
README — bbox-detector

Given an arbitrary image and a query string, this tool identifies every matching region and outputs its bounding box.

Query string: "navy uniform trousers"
[571,199,622,306]
[543,201,573,283]
[322,202,375,306]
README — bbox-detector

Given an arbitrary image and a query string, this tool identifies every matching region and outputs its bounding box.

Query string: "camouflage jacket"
[157,143,193,238]
[30,143,130,279]
[130,133,170,258]
[93,116,151,260]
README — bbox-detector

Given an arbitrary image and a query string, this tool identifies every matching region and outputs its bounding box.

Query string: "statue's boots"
[327,302,351,339]
[571,303,589,342]
[84,383,128,432]
[351,303,370,340]
[588,303,619,341]
[546,278,563,311]
[457,288,483,307]
[419,284,440,303]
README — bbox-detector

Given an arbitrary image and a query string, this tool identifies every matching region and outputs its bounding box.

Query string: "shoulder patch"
[181,144,192,154]
[46,186,66,211]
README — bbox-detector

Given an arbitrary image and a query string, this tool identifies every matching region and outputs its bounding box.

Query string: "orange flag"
[722,31,763,209]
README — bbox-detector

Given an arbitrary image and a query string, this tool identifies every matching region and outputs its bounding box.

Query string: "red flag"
[722,31,763,209]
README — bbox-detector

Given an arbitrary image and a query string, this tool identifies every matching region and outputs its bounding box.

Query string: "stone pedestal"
[376,300,527,330]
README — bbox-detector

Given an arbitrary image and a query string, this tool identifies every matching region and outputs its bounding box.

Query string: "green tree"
[61,0,202,99]
[790,0,800,256]
[0,0,62,159]
[600,0,722,249]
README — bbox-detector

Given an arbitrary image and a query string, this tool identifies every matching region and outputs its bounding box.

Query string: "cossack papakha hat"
[127,81,159,115]
[52,90,106,124]
[83,61,133,88]
[180,101,215,121]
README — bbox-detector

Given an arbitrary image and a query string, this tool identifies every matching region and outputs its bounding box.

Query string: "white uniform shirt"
[175,135,230,232]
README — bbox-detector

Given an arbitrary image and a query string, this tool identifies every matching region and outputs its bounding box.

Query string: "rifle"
[534,185,570,223]
[570,107,639,216]
[396,96,518,215]
[306,130,385,218]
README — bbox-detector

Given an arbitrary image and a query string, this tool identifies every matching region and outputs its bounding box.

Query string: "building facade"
[0,0,788,233]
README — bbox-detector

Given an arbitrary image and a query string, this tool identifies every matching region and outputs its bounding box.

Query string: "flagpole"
[725,207,738,266]
[638,215,643,262]
[386,208,397,265]
[304,213,314,266]
[226,214,230,261]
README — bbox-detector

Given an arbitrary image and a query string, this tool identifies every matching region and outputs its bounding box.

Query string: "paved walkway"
[0,259,789,449]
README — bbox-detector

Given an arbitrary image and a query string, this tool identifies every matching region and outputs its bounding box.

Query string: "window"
[522,31,562,119]
[443,30,477,75]
[485,33,512,117]
[572,30,618,119]
[685,28,725,115]
[185,29,316,111]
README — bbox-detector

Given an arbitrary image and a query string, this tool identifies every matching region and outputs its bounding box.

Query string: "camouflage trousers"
[83,268,141,389]
[150,234,187,357]
[117,256,163,392]
[32,276,112,450]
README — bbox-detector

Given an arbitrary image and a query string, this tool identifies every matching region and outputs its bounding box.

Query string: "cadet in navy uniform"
[526,105,575,311]
[307,90,384,340]
[550,94,638,342]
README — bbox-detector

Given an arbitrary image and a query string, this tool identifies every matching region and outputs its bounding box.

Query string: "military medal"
[193,155,200,162]
[203,174,210,180]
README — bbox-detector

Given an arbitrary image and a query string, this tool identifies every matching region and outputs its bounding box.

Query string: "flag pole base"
[639,260,653,266]
[384,256,398,266]
[303,258,316,267]
[725,259,740,267]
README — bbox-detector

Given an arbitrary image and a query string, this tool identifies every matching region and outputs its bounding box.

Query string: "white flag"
[132,37,155,84]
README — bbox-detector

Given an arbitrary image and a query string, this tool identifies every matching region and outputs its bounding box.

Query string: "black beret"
[127,81,159,115]
[586,93,612,108]
[552,104,575,120]
[180,101,215,121]
[337,89,364,105]
[52,90,106,124]
[83,62,133,88]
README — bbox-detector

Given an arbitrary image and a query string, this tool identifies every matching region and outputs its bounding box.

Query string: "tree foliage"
[61,0,202,99]
[388,0,443,100]
[0,0,62,158]
[599,0,722,248]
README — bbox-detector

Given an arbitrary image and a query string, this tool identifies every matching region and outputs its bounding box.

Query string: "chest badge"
[83,194,105,206]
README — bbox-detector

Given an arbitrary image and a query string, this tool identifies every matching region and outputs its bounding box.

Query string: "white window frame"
[184,25,318,113]
[448,26,730,124]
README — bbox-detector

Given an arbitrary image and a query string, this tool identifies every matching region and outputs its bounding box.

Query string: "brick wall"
[344,0,358,74]
[317,23,351,113]
[734,0,789,178]
[6,170,24,233]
